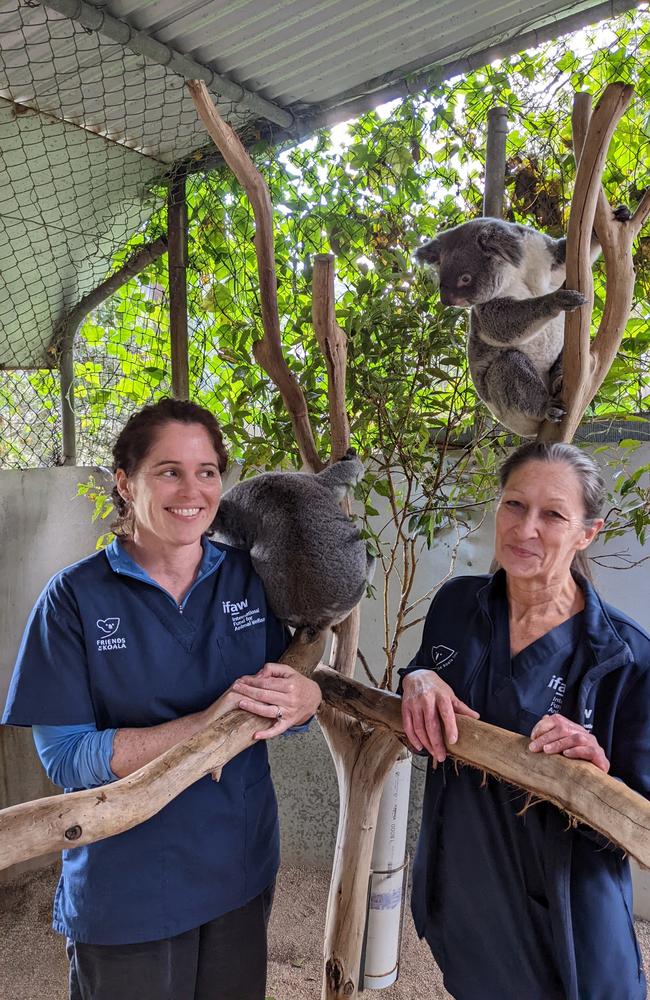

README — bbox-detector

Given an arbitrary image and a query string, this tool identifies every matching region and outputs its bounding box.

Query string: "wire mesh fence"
[1,1,649,470]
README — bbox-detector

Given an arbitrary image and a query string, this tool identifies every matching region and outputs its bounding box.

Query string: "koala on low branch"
[210,450,375,632]
[414,216,619,437]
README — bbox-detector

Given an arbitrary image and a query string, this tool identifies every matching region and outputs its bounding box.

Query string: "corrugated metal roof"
[90,0,637,109]
[0,0,644,369]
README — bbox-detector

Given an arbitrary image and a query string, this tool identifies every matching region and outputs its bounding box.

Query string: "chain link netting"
[1,2,649,469]
[0,0,260,466]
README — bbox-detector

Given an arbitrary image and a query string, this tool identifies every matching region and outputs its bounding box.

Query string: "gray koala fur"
[415,217,590,437]
[210,450,375,630]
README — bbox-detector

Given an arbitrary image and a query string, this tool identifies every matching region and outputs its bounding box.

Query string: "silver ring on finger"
[276,706,283,721]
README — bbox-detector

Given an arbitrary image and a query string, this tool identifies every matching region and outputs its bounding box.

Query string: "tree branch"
[541,83,641,443]
[187,79,323,472]
[314,668,650,868]
[312,253,350,461]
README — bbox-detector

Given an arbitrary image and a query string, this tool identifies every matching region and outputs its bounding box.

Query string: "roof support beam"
[38,0,293,128]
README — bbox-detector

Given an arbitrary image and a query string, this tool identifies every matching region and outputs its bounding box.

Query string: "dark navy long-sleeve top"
[399,570,649,1000]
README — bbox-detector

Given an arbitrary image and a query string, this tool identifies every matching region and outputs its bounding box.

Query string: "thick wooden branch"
[314,667,650,869]
[541,84,643,443]
[0,628,326,873]
[312,253,350,461]
[321,721,403,997]
[630,187,650,239]
[2,662,647,880]
[556,85,634,441]
[187,79,322,472]
[309,246,377,997]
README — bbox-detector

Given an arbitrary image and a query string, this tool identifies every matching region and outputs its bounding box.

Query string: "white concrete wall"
[0,467,111,881]
[1,450,649,912]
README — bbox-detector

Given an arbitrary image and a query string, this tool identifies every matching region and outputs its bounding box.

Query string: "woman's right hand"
[401,669,480,762]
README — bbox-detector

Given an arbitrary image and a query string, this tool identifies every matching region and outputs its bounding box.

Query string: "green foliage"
[76,476,115,550]
[63,9,650,477]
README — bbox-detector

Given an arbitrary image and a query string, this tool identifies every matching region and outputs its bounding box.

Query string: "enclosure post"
[483,107,508,218]
[60,331,77,465]
[168,169,190,400]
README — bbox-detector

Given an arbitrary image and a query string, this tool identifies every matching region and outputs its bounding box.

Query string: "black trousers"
[67,883,275,1000]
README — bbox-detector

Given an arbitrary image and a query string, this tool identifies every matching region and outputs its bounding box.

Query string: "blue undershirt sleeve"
[32,723,118,789]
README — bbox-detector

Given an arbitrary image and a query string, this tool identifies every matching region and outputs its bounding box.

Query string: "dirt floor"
[1,863,648,1000]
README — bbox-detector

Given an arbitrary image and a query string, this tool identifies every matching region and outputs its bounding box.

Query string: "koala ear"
[476,222,522,264]
[414,238,441,266]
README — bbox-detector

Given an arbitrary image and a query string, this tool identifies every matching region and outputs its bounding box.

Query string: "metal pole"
[483,107,509,219]
[168,171,190,401]
[53,237,168,466]
[60,332,77,465]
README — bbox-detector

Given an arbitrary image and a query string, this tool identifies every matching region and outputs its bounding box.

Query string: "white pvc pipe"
[362,749,412,990]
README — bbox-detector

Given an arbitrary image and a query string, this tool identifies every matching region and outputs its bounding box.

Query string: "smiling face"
[115,420,222,554]
[495,460,603,585]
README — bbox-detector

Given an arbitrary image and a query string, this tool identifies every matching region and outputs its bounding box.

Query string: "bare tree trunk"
[539,83,650,443]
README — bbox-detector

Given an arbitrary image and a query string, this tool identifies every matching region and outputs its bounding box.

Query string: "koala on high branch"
[210,450,375,632]
[415,217,591,437]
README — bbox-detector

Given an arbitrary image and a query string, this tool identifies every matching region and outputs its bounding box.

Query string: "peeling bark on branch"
[314,667,650,869]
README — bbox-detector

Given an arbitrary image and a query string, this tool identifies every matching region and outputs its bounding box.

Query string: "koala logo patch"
[430,644,457,670]
[97,618,120,638]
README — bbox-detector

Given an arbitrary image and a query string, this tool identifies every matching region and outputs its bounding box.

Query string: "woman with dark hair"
[2,398,321,1000]
[401,441,649,1000]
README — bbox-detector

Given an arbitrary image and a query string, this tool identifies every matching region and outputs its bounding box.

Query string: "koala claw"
[554,289,587,311]
[545,398,567,423]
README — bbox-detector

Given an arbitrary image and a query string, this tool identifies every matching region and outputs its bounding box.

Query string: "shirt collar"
[105,536,224,584]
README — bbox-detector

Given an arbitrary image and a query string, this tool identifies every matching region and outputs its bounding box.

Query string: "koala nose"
[440,289,465,307]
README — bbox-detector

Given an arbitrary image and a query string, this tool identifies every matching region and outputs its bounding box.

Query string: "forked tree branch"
[187,79,323,472]
[541,83,648,442]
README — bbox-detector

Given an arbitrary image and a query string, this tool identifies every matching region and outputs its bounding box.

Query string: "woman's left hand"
[529,714,610,773]
[231,662,322,739]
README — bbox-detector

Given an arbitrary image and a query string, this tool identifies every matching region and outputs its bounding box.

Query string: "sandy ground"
[1,863,648,1000]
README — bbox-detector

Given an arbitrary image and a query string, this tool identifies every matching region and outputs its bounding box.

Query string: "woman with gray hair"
[400,441,649,1000]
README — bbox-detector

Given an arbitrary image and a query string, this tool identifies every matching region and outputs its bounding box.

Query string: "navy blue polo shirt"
[2,539,288,945]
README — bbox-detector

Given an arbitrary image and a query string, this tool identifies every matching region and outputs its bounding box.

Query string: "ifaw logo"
[222,597,265,632]
[222,599,248,614]
[97,618,120,638]
[430,644,457,670]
